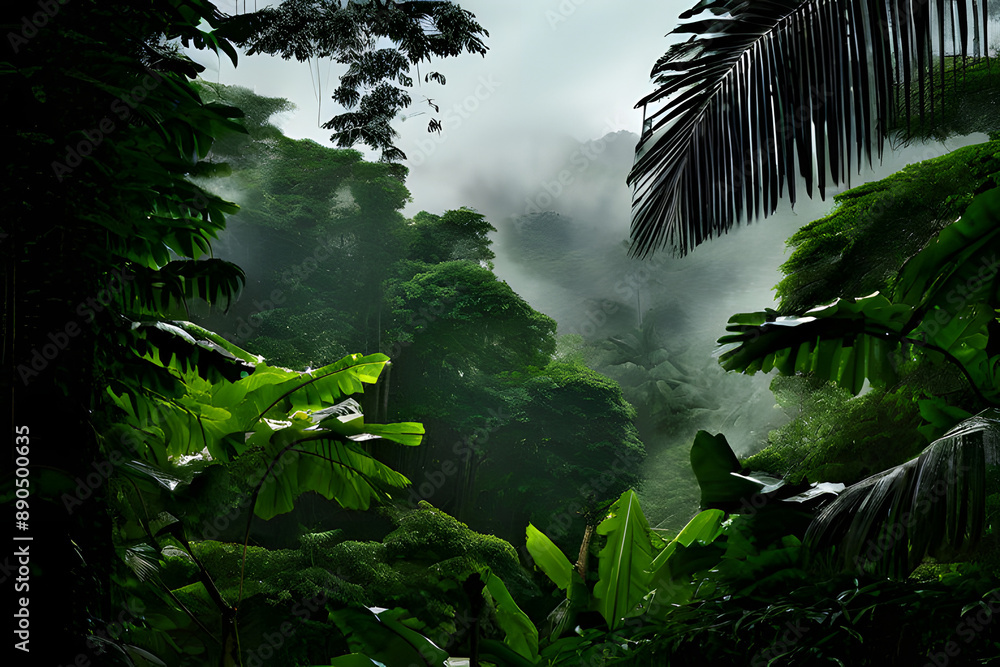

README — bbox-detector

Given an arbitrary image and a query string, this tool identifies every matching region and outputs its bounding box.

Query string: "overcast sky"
[188,0,690,220]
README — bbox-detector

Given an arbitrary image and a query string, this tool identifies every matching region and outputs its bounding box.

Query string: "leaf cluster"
[218,0,488,160]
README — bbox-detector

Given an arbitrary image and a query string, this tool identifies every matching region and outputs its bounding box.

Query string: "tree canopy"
[219,0,489,161]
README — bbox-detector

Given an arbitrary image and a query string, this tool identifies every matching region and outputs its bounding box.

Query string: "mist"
[425,125,993,527]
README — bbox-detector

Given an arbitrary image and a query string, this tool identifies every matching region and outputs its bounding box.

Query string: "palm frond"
[629,0,992,257]
[718,294,912,395]
[122,543,162,583]
[119,259,246,318]
[805,408,1000,577]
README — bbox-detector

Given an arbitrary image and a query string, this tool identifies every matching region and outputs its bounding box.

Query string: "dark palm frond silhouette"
[805,409,1000,578]
[629,0,995,257]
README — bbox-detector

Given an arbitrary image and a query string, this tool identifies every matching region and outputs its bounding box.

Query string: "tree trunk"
[575,524,595,579]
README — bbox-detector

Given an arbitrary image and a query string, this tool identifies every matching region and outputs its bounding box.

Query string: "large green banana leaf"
[328,607,449,667]
[254,428,414,519]
[893,186,1000,312]
[592,489,656,630]
[482,567,539,661]
[646,508,727,608]
[109,341,422,518]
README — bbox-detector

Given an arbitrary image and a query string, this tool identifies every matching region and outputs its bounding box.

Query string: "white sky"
[187,0,690,218]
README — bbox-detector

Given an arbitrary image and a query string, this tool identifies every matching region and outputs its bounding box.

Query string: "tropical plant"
[525,489,676,647]
[592,314,740,433]
[628,0,1000,256]
[96,320,428,663]
[521,446,842,665]
[526,489,728,634]
[704,178,1000,571]
[2,1,497,660]
[645,425,1000,666]
[713,141,1000,486]
[803,408,1000,578]
[718,184,1000,406]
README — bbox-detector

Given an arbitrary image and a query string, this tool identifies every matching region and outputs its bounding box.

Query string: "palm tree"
[627,0,997,257]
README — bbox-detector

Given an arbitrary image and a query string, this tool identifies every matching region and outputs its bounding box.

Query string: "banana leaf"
[805,409,1000,578]
[592,489,656,630]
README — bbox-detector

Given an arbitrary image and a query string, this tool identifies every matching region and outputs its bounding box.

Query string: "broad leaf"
[255,429,411,519]
[690,431,763,509]
[718,294,911,395]
[716,188,1000,401]
[525,523,574,591]
[328,607,448,667]
[482,568,539,660]
[805,409,1000,577]
[894,185,1000,312]
[120,259,245,318]
[647,509,726,604]
[593,489,655,629]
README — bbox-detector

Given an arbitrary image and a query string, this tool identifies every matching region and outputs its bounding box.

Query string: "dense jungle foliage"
[7,1,1000,666]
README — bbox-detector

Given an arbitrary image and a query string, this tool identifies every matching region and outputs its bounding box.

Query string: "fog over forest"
[459,126,989,526]
[204,109,988,529]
